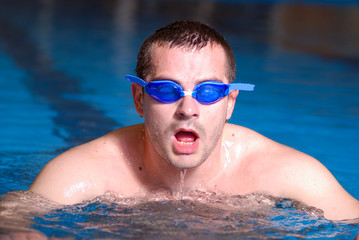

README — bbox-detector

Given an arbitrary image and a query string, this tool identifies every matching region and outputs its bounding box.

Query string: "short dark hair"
[136,21,236,82]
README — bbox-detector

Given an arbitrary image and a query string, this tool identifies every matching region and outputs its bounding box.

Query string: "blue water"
[0,0,358,239]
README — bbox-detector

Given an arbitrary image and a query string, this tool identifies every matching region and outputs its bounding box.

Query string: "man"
[29,21,359,221]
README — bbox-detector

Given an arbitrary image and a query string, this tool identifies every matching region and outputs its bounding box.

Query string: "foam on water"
[0,190,358,239]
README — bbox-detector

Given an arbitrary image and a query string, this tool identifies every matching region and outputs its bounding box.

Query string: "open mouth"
[175,130,198,145]
[173,129,200,154]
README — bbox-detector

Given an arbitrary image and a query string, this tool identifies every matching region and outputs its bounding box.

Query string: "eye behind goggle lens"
[196,83,228,104]
[149,82,182,103]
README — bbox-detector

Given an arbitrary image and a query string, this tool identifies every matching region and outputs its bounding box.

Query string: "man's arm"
[279,153,359,221]
[235,125,359,221]
[29,144,107,205]
[29,125,146,205]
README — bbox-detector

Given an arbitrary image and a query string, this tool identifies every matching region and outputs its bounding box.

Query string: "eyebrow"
[150,76,226,85]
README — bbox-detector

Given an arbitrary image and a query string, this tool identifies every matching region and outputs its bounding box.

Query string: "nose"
[175,95,200,120]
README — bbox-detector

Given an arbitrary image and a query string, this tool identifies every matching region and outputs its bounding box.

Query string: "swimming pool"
[0,0,358,239]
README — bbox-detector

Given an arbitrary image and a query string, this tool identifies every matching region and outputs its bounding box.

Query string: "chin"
[168,157,205,170]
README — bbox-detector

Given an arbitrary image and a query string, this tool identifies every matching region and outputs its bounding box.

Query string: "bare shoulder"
[29,124,145,204]
[224,123,321,165]
[223,123,294,156]
[224,123,359,220]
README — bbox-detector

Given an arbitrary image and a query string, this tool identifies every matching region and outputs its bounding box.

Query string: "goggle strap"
[229,83,255,91]
[126,75,147,87]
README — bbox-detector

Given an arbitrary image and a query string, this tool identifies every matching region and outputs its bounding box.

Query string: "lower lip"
[172,137,199,154]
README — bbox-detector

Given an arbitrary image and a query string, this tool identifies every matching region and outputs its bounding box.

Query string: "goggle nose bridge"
[182,91,195,97]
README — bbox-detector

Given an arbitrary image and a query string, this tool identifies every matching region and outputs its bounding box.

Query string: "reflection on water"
[269,3,359,61]
[1,191,357,239]
[2,0,358,64]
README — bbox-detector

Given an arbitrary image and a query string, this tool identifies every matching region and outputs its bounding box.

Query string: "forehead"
[148,43,229,84]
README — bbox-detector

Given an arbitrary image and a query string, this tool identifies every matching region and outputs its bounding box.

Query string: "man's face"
[136,44,237,170]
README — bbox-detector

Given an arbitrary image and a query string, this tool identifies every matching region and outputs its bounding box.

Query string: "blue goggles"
[126,75,255,105]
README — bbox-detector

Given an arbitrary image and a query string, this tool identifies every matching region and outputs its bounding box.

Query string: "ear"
[131,83,144,117]
[226,90,239,121]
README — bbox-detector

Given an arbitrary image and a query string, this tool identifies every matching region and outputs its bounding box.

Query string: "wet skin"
[29,44,359,221]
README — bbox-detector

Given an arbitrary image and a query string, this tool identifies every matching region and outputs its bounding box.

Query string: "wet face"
[133,44,238,170]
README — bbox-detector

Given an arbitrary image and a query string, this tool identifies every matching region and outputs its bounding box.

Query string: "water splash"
[179,170,187,200]
[1,191,358,239]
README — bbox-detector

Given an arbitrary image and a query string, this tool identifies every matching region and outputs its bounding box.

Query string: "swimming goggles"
[126,75,255,105]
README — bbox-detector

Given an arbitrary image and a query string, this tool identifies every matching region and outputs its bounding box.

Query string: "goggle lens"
[195,83,227,104]
[148,81,182,103]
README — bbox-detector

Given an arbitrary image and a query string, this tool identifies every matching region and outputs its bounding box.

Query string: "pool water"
[0,191,356,239]
[0,0,358,239]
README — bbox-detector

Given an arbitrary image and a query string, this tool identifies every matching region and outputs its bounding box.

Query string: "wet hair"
[136,21,236,82]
